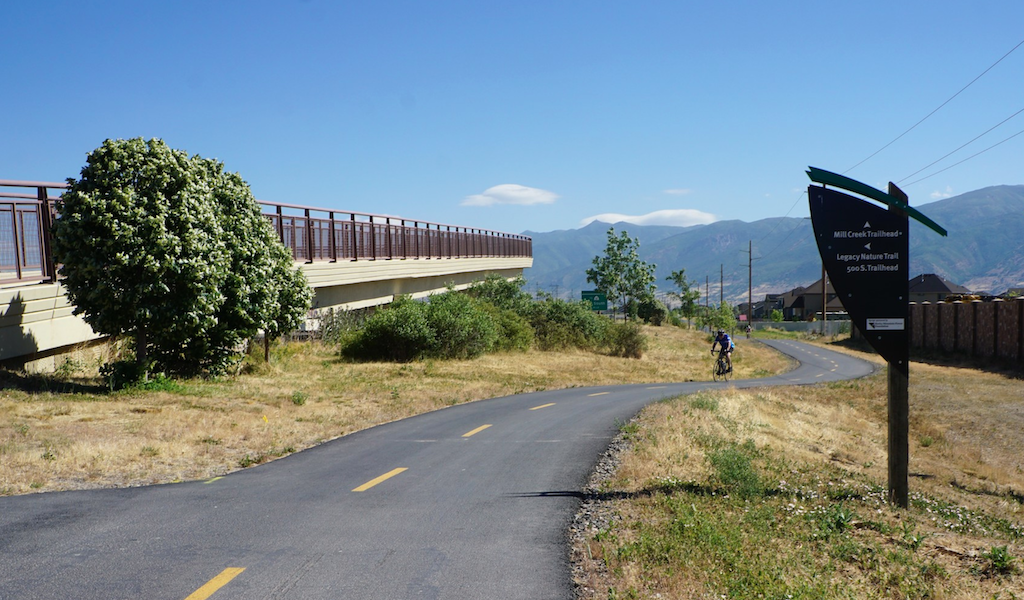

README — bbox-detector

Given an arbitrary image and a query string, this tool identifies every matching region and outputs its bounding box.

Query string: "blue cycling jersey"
[715,333,733,350]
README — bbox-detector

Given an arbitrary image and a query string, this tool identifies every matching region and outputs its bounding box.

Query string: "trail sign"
[806,167,946,509]
[581,290,608,311]
[808,185,909,371]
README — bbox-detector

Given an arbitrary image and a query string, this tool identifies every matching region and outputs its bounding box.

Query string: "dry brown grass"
[0,325,785,495]
[576,341,1024,599]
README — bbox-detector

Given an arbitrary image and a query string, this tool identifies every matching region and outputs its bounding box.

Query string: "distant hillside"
[907,185,1024,294]
[523,185,1024,302]
[522,222,698,297]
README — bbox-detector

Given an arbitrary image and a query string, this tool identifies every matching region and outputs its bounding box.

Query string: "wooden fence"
[909,299,1024,365]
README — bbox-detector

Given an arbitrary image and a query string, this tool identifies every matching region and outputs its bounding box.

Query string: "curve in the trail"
[0,339,876,600]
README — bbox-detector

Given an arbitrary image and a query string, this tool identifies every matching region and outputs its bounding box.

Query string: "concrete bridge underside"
[0,256,531,370]
[305,256,531,311]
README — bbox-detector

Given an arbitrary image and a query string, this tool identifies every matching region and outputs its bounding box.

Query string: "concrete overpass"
[1,180,532,369]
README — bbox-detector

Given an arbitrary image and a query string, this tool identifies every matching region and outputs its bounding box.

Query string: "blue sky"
[4,1,1023,235]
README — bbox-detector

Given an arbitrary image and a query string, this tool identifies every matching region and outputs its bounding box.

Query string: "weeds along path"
[0,340,874,600]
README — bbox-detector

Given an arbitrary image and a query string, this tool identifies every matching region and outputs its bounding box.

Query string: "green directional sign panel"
[581,291,608,311]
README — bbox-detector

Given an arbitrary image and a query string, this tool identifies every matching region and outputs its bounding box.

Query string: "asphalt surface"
[0,339,876,600]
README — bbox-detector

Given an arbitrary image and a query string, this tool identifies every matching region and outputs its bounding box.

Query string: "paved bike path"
[0,339,875,599]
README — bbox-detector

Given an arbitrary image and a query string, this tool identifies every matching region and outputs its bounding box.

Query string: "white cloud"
[580,209,717,228]
[930,186,954,200]
[663,188,693,196]
[462,184,559,207]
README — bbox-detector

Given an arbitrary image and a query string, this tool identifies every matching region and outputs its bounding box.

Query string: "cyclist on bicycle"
[711,329,734,372]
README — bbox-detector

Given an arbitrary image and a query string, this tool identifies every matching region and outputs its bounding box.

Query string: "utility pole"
[748,240,753,325]
[822,264,827,336]
[705,275,710,332]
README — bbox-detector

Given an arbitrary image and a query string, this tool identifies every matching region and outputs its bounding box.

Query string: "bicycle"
[712,349,731,382]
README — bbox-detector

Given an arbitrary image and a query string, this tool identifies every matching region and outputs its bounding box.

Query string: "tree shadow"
[509,481,786,503]
[0,369,107,395]
[1,293,37,359]
[0,293,107,395]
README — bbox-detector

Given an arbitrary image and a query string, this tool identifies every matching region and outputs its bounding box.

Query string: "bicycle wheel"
[712,359,723,382]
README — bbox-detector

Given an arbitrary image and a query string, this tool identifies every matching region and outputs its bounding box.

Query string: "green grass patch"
[591,392,1024,599]
[686,393,719,412]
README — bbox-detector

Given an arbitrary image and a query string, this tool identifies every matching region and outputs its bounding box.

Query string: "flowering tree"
[53,138,310,376]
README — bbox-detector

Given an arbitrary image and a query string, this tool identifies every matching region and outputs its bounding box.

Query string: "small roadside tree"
[53,137,310,378]
[710,301,738,332]
[665,268,701,326]
[695,301,737,333]
[585,227,656,320]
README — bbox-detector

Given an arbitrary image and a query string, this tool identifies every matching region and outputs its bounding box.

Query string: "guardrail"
[0,179,532,285]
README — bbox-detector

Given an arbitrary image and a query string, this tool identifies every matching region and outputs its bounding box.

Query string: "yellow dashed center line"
[184,568,245,600]
[203,477,222,484]
[462,424,492,438]
[353,468,408,492]
[530,403,556,410]
[588,392,610,397]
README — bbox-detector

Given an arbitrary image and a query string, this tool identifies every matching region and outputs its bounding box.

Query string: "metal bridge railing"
[0,179,532,286]
[261,200,532,264]
[0,180,63,285]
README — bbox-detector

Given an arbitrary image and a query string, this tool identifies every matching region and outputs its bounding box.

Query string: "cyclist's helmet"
[717,329,724,335]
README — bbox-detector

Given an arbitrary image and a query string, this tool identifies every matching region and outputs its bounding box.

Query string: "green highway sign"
[581,290,608,311]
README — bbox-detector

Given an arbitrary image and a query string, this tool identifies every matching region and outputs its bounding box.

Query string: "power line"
[757,190,808,245]
[903,125,1024,187]
[759,217,810,262]
[844,36,1024,174]
[898,105,1024,184]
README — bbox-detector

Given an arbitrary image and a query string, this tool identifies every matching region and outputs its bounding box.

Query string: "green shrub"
[100,359,150,391]
[341,287,611,361]
[707,440,763,499]
[481,303,534,352]
[529,298,610,351]
[317,307,367,345]
[607,321,648,358]
[637,298,668,326]
[467,274,533,316]
[342,296,433,362]
[425,292,497,359]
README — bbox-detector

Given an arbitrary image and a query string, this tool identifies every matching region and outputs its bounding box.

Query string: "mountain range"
[522,185,1024,304]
